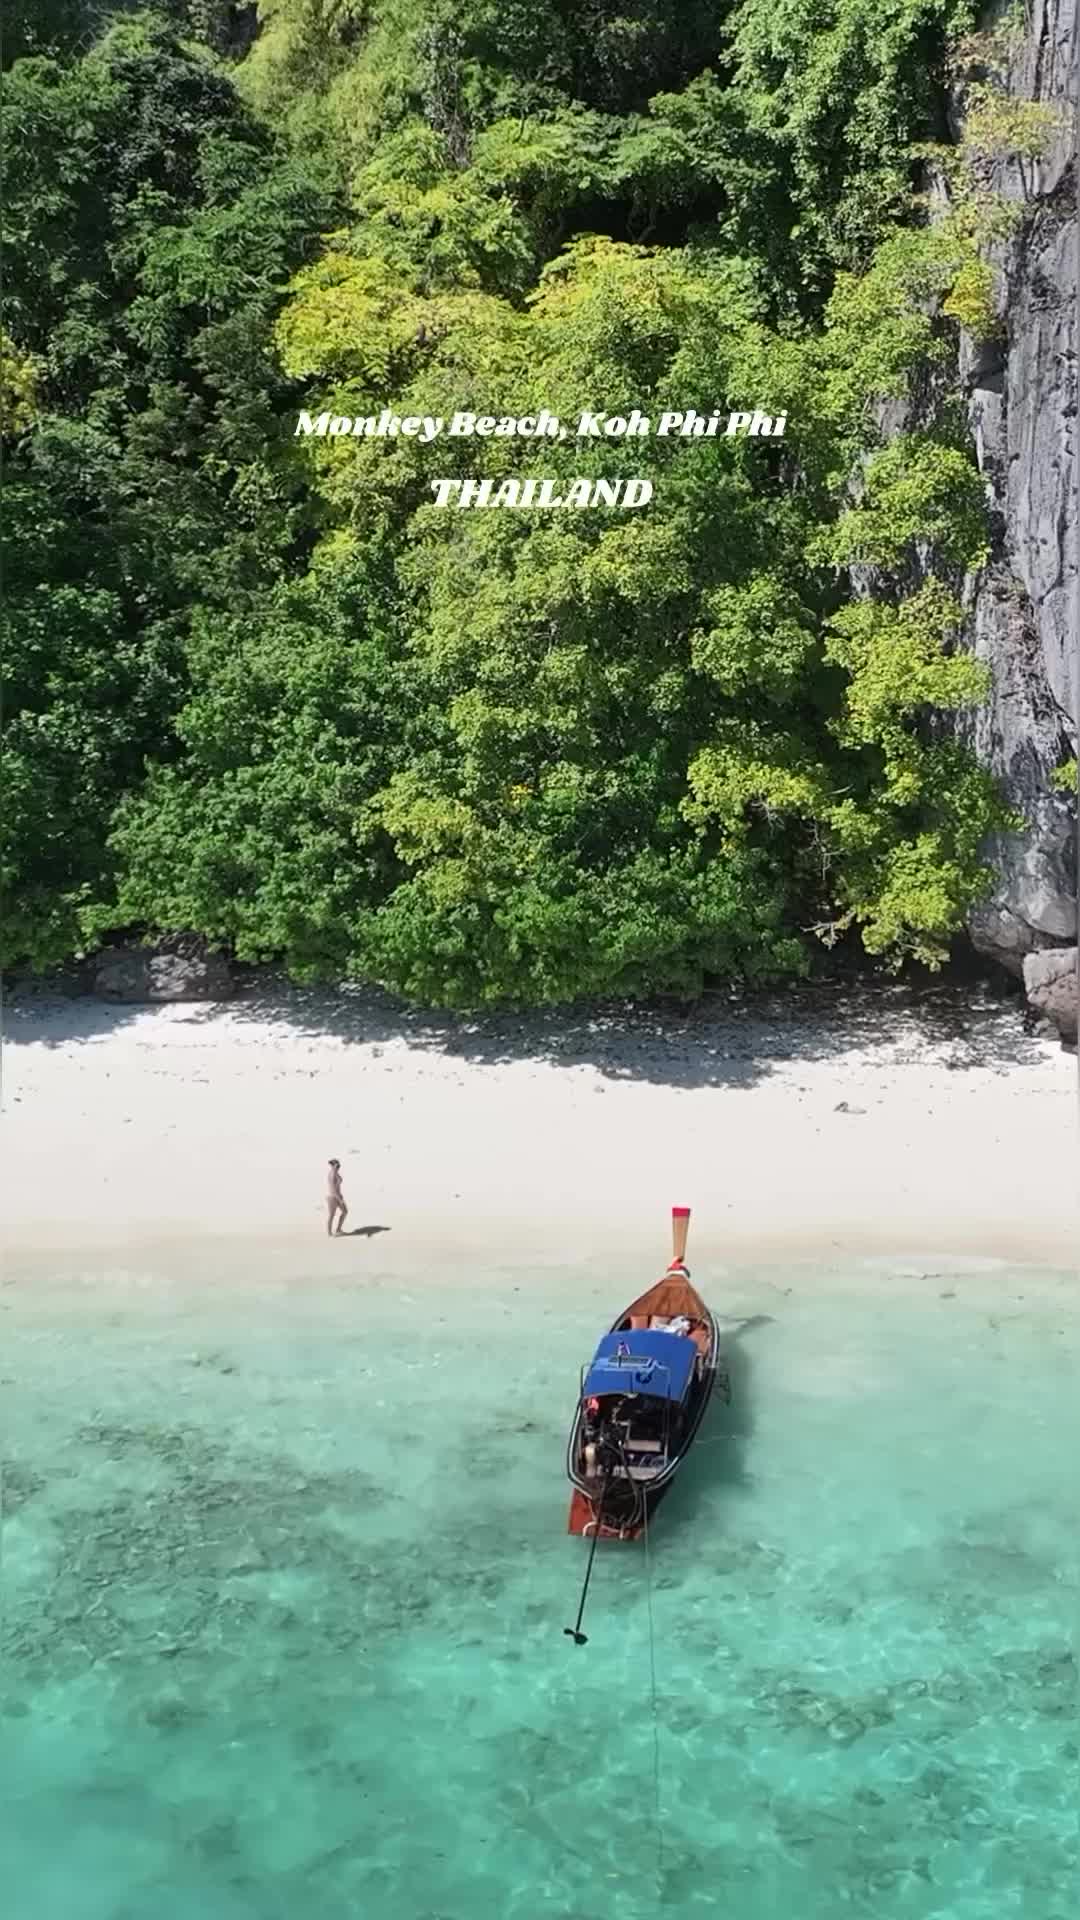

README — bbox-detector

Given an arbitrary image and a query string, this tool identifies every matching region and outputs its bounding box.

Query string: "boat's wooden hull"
[566,1304,724,1540]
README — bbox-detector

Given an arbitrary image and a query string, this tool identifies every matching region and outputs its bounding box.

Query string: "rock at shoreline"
[92,938,235,1003]
[861,3,1079,981]
[969,901,1058,980]
[1022,946,1078,1043]
[958,2,1079,970]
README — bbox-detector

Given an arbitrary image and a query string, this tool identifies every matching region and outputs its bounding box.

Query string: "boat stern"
[567,1487,644,1541]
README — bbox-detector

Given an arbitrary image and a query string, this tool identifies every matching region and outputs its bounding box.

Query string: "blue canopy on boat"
[583,1330,696,1404]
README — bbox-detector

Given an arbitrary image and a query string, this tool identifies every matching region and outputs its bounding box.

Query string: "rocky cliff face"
[961,0,1078,975]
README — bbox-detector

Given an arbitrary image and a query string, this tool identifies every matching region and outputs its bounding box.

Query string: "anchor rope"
[642,1494,663,1884]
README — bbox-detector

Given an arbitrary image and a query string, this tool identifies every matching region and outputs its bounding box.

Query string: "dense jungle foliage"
[1,1,1040,1005]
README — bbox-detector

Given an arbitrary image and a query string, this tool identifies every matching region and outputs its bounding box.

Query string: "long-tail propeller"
[564,1475,610,1646]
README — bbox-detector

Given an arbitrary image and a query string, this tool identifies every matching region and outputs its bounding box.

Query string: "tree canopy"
[4,0,1032,1004]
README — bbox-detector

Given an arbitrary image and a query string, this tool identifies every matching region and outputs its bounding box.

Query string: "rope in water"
[642,1494,664,1884]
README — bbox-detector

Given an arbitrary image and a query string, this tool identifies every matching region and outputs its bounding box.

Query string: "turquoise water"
[2,1247,1077,1918]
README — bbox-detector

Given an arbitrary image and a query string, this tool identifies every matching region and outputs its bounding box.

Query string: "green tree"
[1,17,330,968]
[3,4,1029,1000]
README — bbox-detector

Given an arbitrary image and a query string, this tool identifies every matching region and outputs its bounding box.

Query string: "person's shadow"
[339,1225,391,1238]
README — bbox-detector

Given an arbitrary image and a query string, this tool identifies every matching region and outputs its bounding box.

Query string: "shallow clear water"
[2,1247,1077,1919]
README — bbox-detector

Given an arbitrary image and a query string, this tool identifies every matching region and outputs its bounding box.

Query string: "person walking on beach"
[326,1158,348,1236]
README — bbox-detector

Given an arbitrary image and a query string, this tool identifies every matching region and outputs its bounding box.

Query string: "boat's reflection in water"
[662,1313,772,1527]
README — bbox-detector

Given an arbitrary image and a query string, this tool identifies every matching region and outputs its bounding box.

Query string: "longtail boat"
[565,1206,726,1547]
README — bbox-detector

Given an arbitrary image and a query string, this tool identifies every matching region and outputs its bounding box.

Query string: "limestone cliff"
[960,0,1078,975]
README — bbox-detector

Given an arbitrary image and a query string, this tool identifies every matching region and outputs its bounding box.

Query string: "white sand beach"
[2,979,1076,1265]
